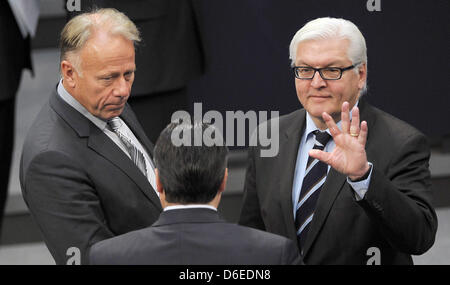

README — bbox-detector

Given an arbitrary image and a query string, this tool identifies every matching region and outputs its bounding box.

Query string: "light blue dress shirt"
[292,103,373,219]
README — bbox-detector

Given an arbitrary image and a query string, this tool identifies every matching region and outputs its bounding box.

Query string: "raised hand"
[309,102,370,180]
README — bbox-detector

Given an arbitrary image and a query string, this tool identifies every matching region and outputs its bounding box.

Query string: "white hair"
[289,17,368,93]
[60,8,141,76]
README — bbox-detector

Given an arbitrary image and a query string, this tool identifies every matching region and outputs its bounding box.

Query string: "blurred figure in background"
[0,0,39,236]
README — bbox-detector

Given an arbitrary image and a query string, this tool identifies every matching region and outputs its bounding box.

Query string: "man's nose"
[310,70,327,89]
[114,77,129,97]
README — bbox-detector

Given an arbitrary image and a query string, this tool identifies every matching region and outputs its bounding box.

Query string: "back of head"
[154,122,228,204]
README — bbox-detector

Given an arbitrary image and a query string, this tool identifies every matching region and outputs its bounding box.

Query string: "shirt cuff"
[347,162,373,201]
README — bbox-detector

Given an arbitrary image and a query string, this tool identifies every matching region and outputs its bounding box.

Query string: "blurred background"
[0,0,449,264]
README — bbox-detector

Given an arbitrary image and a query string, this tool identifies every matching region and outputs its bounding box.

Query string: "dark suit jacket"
[68,0,204,96]
[239,99,438,264]
[20,88,162,265]
[90,208,302,265]
[0,0,33,100]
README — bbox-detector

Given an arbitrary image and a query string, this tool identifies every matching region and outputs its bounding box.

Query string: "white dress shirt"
[164,205,217,212]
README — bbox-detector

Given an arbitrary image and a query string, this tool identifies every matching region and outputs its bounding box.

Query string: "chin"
[306,105,328,117]
[106,107,125,119]
[110,111,123,119]
[99,112,117,121]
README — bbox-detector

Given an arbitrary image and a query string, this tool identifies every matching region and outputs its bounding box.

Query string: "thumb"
[309,149,330,164]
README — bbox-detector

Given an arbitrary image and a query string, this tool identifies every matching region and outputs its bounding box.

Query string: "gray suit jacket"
[20,88,162,264]
[239,99,438,264]
[90,208,302,265]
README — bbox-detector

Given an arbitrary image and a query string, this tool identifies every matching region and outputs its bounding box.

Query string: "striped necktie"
[108,117,148,178]
[295,130,332,251]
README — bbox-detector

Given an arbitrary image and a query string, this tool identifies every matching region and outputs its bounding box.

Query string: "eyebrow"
[98,69,136,78]
[296,61,344,67]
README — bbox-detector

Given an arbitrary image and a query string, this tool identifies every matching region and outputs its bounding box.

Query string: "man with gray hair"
[20,8,162,265]
[239,17,437,264]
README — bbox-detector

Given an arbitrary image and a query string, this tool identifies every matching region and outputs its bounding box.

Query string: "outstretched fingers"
[341,102,350,134]
[350,105,360,136]
[358,121,368,146]
[322,112,340,138]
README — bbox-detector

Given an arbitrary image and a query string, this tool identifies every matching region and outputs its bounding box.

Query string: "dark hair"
[154,121,228,204]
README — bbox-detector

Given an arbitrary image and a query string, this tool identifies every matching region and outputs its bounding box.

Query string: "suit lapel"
[50,90,161,211]
[278,109,306,240]
[358,98,374,143]
[87,127,162,210]
[302,169,347,256]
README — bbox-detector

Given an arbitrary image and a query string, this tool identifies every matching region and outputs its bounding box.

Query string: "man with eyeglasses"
[239,17,437,264]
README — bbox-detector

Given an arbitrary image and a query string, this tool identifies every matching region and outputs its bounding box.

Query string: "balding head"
[60,8,140,75]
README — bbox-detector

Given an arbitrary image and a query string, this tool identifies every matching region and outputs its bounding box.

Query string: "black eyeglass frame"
[292,62,361,80]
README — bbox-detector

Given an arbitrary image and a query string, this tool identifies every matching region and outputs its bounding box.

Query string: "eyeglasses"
[292,63,360,80]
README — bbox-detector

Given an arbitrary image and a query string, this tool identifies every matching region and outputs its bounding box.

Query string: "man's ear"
[155,169,167,208]
[357,62,367,91]
[61,60,77,88]
[218,168,228,194]
[155,169,164,195]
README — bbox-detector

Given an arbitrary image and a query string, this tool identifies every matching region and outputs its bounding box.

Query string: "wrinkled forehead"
[80,31,136,71]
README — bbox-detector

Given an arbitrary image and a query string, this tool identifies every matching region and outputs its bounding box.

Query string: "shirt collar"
[57,79,108,131]
[164,204,218,212]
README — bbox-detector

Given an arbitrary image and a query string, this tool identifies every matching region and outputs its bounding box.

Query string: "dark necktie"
[108,117,148,178]
[295,130,332,251]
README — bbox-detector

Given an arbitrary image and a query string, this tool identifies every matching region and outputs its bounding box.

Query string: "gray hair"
[60,8,141,75]
[289,17,368,94]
